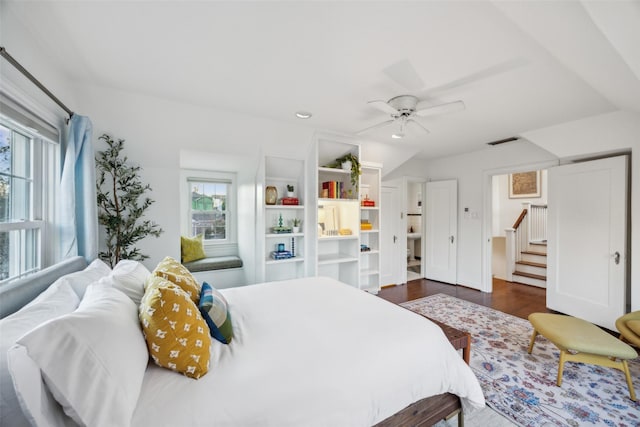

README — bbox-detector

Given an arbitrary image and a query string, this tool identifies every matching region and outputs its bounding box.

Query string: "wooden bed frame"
[375,393,462,427]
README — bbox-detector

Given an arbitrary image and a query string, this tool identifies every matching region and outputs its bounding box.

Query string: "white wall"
[384,140,558,290]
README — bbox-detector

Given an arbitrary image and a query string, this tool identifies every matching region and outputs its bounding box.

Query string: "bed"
[0,258,484,427]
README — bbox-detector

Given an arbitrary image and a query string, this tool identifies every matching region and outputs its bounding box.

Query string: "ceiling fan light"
[295,111,312,119]
[392,133,404,139]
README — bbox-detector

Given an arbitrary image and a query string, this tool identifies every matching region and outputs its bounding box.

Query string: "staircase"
[506,203,547,288]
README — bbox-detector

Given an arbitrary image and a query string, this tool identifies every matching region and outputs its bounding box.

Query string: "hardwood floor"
[378,277,552,319]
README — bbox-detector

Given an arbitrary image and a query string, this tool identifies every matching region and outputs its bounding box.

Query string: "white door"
[547,156,628,331]
[425,180,457,284]
[380,186,403,286]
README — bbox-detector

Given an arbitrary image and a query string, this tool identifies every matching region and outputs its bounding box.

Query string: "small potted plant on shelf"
[291,218,302,233]
[286,184,295,197]
[335,153,361,196]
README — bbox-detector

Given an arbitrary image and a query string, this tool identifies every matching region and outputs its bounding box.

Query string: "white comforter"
[131,277,484,426]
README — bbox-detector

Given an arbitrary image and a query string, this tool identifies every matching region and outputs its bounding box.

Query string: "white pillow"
[98,260,151,304]
[57,259,111,298]
[11,284,148,427]
[0,282,80,427]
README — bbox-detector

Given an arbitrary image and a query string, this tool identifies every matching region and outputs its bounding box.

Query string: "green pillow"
[181,234,206,263]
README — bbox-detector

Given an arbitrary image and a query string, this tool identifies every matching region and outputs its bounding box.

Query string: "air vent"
[487,137,518,146]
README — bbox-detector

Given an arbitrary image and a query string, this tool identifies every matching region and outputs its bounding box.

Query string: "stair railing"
[528,203,547,243]
[505,208,527,281]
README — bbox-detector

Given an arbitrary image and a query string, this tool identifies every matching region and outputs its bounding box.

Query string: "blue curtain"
[58,115,98,262]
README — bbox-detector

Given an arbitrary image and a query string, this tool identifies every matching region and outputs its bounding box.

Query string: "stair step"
[521,250,546,257]
[516,260,546,268]
[530,241,547,246]
[513,270,546,281]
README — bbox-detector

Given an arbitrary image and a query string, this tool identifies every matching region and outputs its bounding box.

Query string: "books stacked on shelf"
[360,220,372,230]
[321,181,345,199]
[281,197,299,205]
[271,226,292,234]
[271,250,293,260]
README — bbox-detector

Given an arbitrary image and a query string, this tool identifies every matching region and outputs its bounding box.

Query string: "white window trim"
[180,169,238,257]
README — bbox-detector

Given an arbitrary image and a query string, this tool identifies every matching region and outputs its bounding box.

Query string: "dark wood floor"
[378,277,551,319]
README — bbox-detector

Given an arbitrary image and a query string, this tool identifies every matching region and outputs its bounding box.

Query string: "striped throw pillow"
[198,282,233,344]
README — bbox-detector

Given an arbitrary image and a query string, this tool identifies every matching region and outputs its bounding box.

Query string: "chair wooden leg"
[528,330,538,354]
[622,360,637,401]
[557,350,566,386]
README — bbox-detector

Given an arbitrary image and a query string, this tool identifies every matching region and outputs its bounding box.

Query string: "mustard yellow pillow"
[151,256,201,304]
[181,234,206,264]
[139,277,211,379]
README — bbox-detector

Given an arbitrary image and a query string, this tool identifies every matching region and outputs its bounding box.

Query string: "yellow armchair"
[616,311,640,347]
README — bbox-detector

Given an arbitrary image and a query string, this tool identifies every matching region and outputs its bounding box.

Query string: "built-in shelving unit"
[256,156,306,282]
[359,163,382,293]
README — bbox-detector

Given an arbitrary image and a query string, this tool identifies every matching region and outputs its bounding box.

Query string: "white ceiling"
[3,0,640,160]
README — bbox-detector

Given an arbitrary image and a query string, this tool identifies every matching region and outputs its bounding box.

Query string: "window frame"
[180,169,238,257]
[0,117,58,283]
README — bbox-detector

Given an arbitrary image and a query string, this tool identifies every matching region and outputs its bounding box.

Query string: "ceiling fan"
[357,95,465,138]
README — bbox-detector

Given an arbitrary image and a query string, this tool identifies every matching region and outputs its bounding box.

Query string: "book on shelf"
[281,197,299,205]
[321,181,345,199]
[271,251,293,260]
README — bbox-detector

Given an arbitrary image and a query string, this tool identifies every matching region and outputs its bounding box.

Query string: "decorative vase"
[265,186,277,205]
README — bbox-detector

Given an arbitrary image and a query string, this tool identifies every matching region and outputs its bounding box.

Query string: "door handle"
[613,251,620,265]
[393,235,397,243]
[450,235,454,244]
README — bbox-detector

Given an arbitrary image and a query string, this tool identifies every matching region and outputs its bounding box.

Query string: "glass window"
[0,119,56,282]
[188,180,230,241]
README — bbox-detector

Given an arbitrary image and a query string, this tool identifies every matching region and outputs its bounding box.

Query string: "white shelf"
[360,249,379,255]
[265,205,304,210]
[319,235,358,241]
[360,206,379,210]
[318,198,359,204]
[360,269,380,276]
[266,232,304,238]
[318,253,359,265]
[318,166,350,174]
[266,257,305,265]
[360,229,379,234]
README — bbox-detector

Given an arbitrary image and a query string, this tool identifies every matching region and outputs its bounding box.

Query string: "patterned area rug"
[400,294,640,427]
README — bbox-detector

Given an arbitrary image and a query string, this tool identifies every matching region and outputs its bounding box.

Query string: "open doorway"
[406,180,423,281]
[491,169,548,290]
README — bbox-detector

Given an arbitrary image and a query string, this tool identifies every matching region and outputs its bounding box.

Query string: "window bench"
[184,256,245,289]
[183,256,243,272]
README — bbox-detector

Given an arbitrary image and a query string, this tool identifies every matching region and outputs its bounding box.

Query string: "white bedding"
[131,277,484,426]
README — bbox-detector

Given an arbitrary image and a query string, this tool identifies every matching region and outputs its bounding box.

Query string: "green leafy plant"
[95,134,163,267]
[287,184,294,192]
[325,153,361,194]
[291,218,302,227]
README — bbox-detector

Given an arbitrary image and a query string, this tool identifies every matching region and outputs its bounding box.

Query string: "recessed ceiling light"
[295,111,312,119]
[391,133,404,139]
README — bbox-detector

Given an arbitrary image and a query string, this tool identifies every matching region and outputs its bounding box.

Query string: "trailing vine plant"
[95,134,163,267]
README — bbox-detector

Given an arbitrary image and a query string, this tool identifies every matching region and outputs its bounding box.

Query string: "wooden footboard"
[374,392,462,427]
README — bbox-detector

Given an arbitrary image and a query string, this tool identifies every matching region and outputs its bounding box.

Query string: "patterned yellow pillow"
[139,277,211,379]
[181,234,206,263]
[151,256,201,304]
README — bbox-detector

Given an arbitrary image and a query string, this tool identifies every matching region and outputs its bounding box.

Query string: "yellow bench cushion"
[529,313,637,360]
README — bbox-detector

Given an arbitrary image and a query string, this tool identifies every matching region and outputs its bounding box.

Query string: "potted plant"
[334,153,361,195]
[286,184,295,198]
[291,218,302,233]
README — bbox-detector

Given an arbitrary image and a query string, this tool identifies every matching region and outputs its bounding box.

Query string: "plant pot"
[341,160,352,171]
[292,226,300,233]
[287,191,295,198]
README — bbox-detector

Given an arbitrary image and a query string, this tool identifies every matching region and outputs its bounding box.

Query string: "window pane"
[12,131,30,179]
[0,124,10,174]
[10,177,30,221]
[0,175,7,222]
[0,228,39,282]
[190,180,228,240]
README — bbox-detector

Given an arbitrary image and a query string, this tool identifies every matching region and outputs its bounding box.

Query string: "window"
[0,117,58,282]
[181,170,237,257]
[189,179,230,241]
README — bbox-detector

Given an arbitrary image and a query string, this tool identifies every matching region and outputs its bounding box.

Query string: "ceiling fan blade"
[383,59,425,92]
[423,57,528,95]
[367,100,399,116]
[415,100,465,117]
[356,119,395,135]
[407,119,430,134]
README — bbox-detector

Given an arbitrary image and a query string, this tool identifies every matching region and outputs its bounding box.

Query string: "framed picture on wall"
[509,171,541,198]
